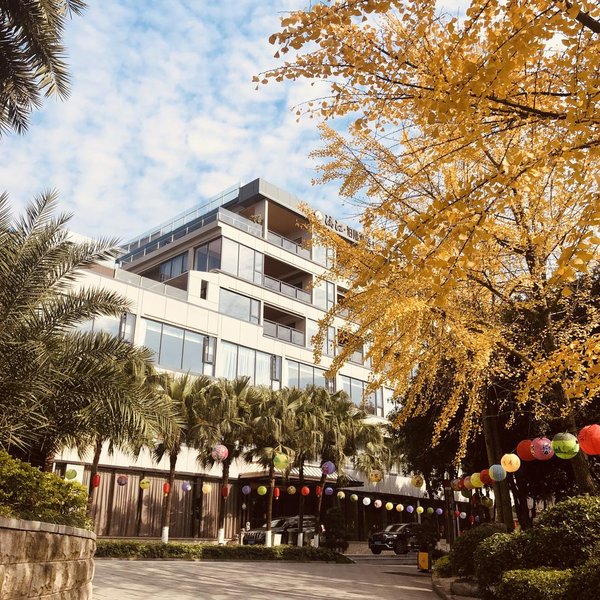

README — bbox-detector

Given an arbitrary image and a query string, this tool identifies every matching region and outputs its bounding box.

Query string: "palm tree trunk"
[297,457,305,547]
[217,458,231,544]
[161,451,178,543]
[314,471,327,547]
[265,463,275,547]
[86,438,103,519]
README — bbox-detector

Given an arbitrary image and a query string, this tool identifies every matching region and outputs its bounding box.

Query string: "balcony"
[263,319,305,346]
[267,231,311,260]
[263,275,311,304]
[217,208,262,238]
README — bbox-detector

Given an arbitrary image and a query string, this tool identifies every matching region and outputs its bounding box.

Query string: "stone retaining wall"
[0,516,96,599]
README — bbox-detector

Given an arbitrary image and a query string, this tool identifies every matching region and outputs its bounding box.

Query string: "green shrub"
[567,556,600,600]
[94,540,352,563]
[0,451,90,529]
[433,554,452,578]
[496,568,572,600]
[448,523,507,577]
[474,532,525,597]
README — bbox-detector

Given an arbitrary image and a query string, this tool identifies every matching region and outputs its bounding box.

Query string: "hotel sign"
[315,211,362,242]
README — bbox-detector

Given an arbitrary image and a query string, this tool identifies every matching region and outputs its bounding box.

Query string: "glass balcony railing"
[263,319,305,346]
[267,231,311,259]
[217,209,262,237]
[114,269,188,301]
[263,275,311,304]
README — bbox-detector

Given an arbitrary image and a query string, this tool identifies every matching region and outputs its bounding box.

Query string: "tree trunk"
[483,402,514,531]
[562,409,597,494]
[265,463,275,547]
[217,458,231,544]
[313,472,327,548]
[509,472,532,530]
[86,438,103,519]
[160,450,178,543]
[297,457,305,547]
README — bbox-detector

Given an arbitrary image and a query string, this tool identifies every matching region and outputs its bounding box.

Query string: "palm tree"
[0,0,86,135]
[286,386,326,546]
[196,377,261,544]
[0,191,145,458]
[153,372,212,543]
[246,387,301,546]
[312,388,386,539]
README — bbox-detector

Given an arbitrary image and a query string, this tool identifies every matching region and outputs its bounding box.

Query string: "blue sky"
[0,0,468,241]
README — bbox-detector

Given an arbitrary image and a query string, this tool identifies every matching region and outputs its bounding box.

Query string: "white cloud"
[0,0,472,240]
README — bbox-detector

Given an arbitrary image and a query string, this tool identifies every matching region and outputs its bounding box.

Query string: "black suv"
[243,515,317,545]
[368,522,422,555]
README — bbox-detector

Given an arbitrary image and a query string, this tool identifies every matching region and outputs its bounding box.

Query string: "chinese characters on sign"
[322,214,361,242]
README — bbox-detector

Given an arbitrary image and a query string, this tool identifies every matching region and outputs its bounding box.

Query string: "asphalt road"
[93,559,434,599]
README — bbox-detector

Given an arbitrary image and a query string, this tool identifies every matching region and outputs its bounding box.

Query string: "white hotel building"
[57,178,437,540]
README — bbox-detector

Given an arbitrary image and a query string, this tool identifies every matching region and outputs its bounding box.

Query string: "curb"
[431,574,480,600]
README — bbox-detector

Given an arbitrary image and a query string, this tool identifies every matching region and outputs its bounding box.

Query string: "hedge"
[0,451,90,529]
[448,523,507,577]
[474,532,524,598]
[95,540,353,563]
[433,555,452,578]
[568,556,600,600]
[496,568,572,600]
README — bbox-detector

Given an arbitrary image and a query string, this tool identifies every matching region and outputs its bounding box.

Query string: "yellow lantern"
[470,473,483,488]
[500,453,521,473]
[416,506,424,514]
[202,483,212,494]
[411,474,424,488]
[368,469,383,483]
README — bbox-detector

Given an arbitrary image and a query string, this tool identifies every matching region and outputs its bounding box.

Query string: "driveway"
[93,560,434,599]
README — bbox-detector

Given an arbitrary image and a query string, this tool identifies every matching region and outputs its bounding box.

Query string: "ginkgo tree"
[262,0,600,493]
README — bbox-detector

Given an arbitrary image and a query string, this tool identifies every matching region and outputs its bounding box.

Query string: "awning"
[238,465,363,487]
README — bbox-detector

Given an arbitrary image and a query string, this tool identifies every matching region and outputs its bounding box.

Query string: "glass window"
[237,345,255,379]
[287,360,300,387]
[91,315,121,337]
[218,341,281,387]
[326,326,336,357]
[159,252,188,281]
[220,238,238,275]
[196,238,222,272]
[299,363,313,389]
[141,318,215,375]
[255,351,272,386]
[326,282,335,310]
[253,252,264,284]
[143,320,162,357]
[207,238,221,271]
[182,330,203,372]
[306,319,319,350]
[314,368,327,390]
[238,244,255,281]
[351,378,363,405]
[220,341,238,380]
[313,281,327,310]
[220,289,250,322]
[250,298,260,324]
[160,324,184,370]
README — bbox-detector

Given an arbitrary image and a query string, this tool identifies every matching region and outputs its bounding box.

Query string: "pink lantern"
[531,437,554,460]
[211,444,229,461]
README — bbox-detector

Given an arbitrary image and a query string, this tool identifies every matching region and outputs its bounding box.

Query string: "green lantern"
[426,507,434,515]
[257,485,267,496]
[551,432,579,459]
[139,477,151,490]
[64,469,77,480]
[273,453,289,470]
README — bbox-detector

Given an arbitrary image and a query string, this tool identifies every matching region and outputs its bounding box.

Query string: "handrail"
[263,275,311,304]
[266,230,311,259]
[263,319,305,346]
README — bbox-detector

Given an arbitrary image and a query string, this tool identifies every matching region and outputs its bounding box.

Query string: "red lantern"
[92,474,100,488]
[315,486,322,497]
[163,482,170,496]
[454,509,460,517]
[517,439,536,461]
[274,487,280,500]
[479,469,492,485]
[469,515,475,525]
[222,485,229,498]
[457,478,465,490]
[578,425,600,455]
[301,486,310,496]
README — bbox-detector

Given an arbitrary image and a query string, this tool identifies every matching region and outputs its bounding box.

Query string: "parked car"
[368,522,423,555]
[243,515,317,545]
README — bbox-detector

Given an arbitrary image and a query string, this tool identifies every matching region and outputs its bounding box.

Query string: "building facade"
[57,178,446,541]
